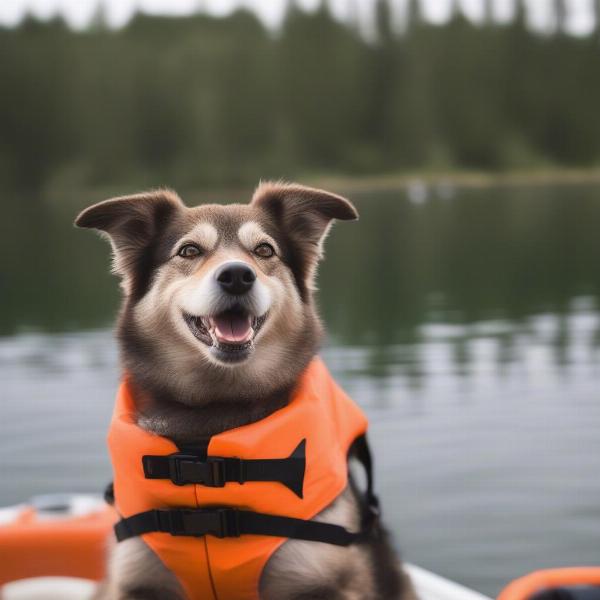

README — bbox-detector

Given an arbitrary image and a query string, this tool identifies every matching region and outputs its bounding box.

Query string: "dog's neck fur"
[120,318,320,447]
[130,376,301,447]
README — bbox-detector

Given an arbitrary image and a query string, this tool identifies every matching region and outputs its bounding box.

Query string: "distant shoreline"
[304,167,600,195]
[182,168,600,202]
[45,167,600,209]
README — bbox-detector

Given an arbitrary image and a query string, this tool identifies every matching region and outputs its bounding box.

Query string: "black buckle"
[159,509,186,535]
[166,455,240,487]
[158,509,240,538]
[167,454,198,486]
[206,457,227,487]
[217,508,241,538]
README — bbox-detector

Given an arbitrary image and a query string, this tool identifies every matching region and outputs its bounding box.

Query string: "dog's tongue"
[211,312,252,343]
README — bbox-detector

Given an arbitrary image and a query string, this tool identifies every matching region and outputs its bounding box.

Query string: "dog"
[76,182,415,600]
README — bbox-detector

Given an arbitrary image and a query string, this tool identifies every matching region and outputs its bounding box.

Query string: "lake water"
[2,183,600,597]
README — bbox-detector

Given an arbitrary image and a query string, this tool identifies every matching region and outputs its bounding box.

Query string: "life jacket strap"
[114,434,379,548]
[142,439,306,498]
[114,507,365,547]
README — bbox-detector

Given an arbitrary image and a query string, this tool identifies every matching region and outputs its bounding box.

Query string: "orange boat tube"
[498,567,600,600]
[0,502,115,586]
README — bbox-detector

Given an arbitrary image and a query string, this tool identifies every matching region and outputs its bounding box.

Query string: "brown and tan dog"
[76,182,414,600]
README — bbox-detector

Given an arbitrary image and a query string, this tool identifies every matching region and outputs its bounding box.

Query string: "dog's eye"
[254,243,275,258]
[177,244,202,258]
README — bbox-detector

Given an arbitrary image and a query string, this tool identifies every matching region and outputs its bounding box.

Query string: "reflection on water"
[1,184,600,596]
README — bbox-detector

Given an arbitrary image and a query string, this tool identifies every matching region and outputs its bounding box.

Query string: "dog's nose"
[215,262,256,295]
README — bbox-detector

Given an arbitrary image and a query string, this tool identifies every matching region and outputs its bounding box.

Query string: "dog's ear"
[251,181,358,297]
[75,189,184,292]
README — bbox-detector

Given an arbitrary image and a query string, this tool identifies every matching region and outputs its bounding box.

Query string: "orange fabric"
[108,357,369,600]
[0,504,115,585]
[498,567,600,600]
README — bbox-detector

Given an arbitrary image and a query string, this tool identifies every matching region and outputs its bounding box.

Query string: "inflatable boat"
[1,494,598,600]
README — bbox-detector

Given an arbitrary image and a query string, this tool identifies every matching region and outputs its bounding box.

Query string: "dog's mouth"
[183,307,267,362]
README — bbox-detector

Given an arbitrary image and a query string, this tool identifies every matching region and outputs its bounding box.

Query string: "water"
[2,183,600,596]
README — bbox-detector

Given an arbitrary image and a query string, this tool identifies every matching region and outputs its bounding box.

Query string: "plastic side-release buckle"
[163,508,240,538]
[163,455,229,487]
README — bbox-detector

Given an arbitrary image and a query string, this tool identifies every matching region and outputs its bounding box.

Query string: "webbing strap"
[142,439,306,498]
[114,507,363,547]
[114,434,379,549]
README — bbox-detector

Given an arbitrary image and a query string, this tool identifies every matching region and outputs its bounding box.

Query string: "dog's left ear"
[251,182,358,296]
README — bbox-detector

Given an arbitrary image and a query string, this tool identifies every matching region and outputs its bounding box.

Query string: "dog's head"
[76,182,357,404]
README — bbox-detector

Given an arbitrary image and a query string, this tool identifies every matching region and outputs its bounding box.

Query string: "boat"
[1,494,598,600]
[0,494,113,599]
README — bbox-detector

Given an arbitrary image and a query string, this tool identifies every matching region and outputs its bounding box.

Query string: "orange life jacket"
[108,357,375,600]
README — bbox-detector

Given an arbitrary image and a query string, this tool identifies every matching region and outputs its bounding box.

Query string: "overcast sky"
[0,0,596,35]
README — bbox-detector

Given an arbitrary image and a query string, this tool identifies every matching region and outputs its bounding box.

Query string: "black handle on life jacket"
[142,439,306,498]
[349,433,379,517]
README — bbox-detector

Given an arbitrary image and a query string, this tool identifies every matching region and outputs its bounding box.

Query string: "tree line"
[1,0,600,197]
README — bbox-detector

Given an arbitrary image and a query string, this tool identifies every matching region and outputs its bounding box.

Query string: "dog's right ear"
[75,189,184,286]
